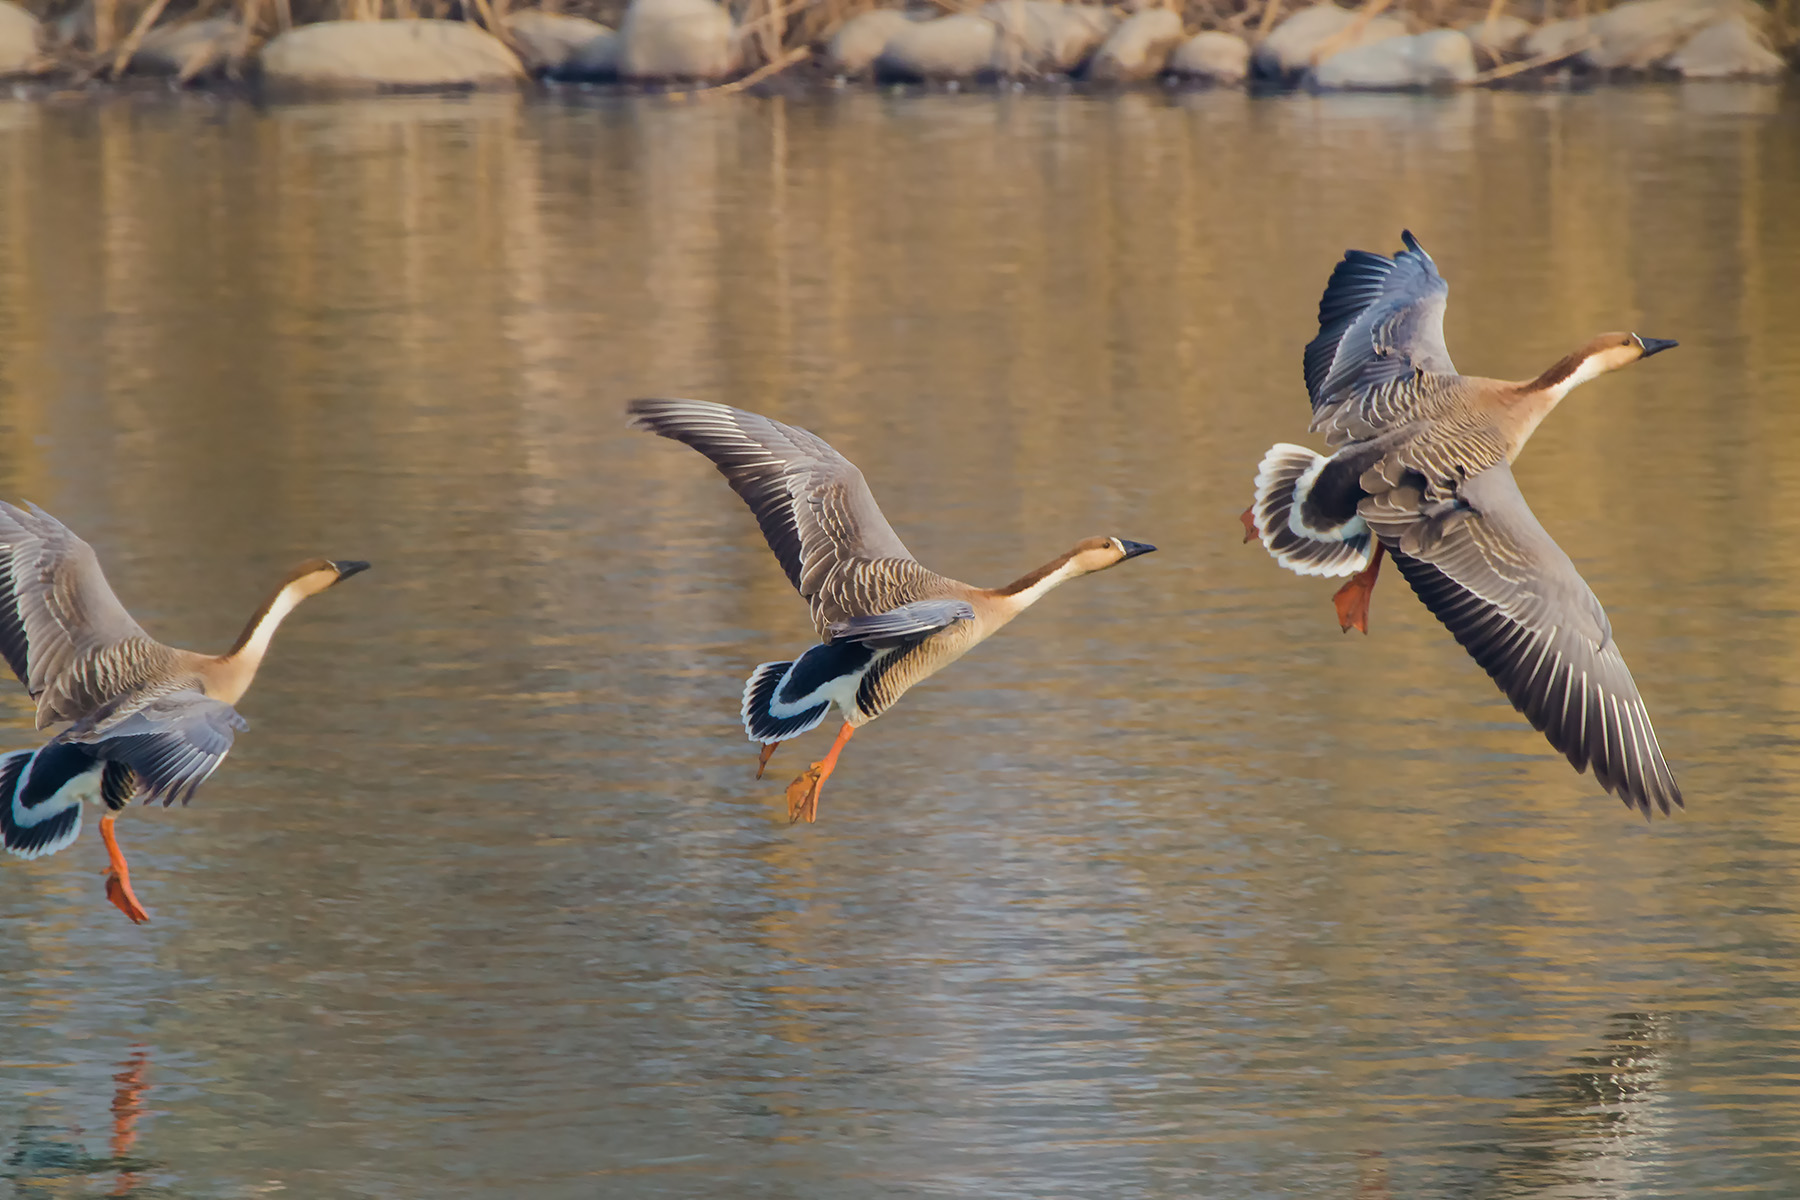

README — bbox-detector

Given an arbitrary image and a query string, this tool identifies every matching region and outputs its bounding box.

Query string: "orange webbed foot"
[1332,578,1373,635]
[104,867,150,925]
[1331,542,1385,635]
[756,741,780,780]
[785,764,825,824]
[1240,506,1259,544]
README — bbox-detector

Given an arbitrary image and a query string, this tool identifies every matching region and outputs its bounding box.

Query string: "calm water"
[0,82,1797,1198]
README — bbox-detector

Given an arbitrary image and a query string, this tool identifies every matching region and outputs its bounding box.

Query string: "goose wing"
[827,599,974,646]
[1305,230,1459,446]
[629,399,933,629]
[1362,464,1682,817]
[0,501,177,728]
[62,689,246,807]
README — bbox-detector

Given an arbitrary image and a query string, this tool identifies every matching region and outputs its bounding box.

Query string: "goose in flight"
[630,398,1155,823]
[1242,231,1682,817]
[0,501,368,922]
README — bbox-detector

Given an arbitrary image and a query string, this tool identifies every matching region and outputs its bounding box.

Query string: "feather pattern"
[0,501,196,729]
[0,748,86,860]
[628,399,967,637]
[60,689,247,808]
[1362,465,1681,816]
[1305,230,1459,448]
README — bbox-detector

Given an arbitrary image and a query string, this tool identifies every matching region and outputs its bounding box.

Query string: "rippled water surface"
[0,83,1797,1198]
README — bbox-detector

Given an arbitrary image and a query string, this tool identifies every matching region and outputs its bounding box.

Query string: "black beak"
[1118,540,1156,560]
[1638,336,1678,358]
[331,560,372,580]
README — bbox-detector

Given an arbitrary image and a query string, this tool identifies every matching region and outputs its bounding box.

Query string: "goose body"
[629,398,1154,823]
[0,501,368,922]
[1244,231,1681,817]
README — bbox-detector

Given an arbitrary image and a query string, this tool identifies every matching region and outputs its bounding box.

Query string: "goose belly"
[849,623,985,726]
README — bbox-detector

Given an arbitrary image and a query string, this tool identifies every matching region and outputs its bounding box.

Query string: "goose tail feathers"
[1250,443,1377,578]
[741,661,833,745]
[0,748,83,861]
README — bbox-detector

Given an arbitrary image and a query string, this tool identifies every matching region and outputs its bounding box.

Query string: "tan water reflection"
[0,86,1797,1197]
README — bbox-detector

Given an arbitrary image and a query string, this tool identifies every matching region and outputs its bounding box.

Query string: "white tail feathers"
[0,748,85,861]
[741,661,832,745]
[1250,444,1376,578]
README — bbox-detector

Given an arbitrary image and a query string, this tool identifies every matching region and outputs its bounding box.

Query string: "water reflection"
[0,86,1796,1196]
[1,1047,158,1198]
[1472,1012,1678,1199]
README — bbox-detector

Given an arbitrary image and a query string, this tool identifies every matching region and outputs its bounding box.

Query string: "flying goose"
[1242,231,1682,817]
[629,398,1156,824]
[0,501,368,923]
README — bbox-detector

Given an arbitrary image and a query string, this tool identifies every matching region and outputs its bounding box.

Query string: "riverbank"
[1,0,1794,97]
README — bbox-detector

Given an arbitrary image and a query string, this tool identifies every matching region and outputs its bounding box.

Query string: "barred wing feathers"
[1364,464,1682,817]
[1305,231,1459,446]
[630,399,949,632]
[0,501,182,727]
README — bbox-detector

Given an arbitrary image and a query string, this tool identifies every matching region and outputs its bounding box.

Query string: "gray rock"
[131,18,249,79]
[1665,14,1786,78]
[1311,28,1476,89]
[982,0,1114,77]
[259,20,526,91]
[1087,7,1183,82]
[506,12,613,76]
[1461,13,1531,58]
[1583,0,1747,70]
[1522,17,1594,61]
[560,27,621,79]
[824,9,912,78]
[0,0,40,78]
[876,14,998,81]
[1167,30,1249,83]
[1254,4,1406,79]
[618,0,738,82]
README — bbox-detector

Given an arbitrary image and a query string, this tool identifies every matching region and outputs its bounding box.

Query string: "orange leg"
[1332,541,1386,635]
[785,722,855,825]
[1240,506,1259,544]
[756,741,781,780]
[99,814,150,925]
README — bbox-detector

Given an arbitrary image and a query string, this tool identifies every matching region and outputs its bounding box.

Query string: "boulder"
[1167,30,1249,82]
[1582,0,1751,70]
[823,8,912,77]
[1665,14,1786,77]
[1253,4,1406,80]
[259,20,525,91]
[0,0,40,77]
[1311,28,1475,88]
[506,11,613,76]
[1461,13,1531,58]
[875,14,998,81]
[617,0,738,81]
[1521,16,1593,59]
[1086,7,1183,82]
[558,26,621,79]
[131,18,249,79]
[982,0,1114,76]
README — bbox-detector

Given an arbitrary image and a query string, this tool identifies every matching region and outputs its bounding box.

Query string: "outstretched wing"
[629,399,938,629]
[826,600,974,646]
[1305,230,1458,445]
[0,501,169,727]
[63,690,247,808]
[1362,464,1682,817]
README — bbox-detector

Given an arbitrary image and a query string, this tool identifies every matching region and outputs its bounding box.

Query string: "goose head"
[283,558,372,600]
[1067,536,1157,576]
